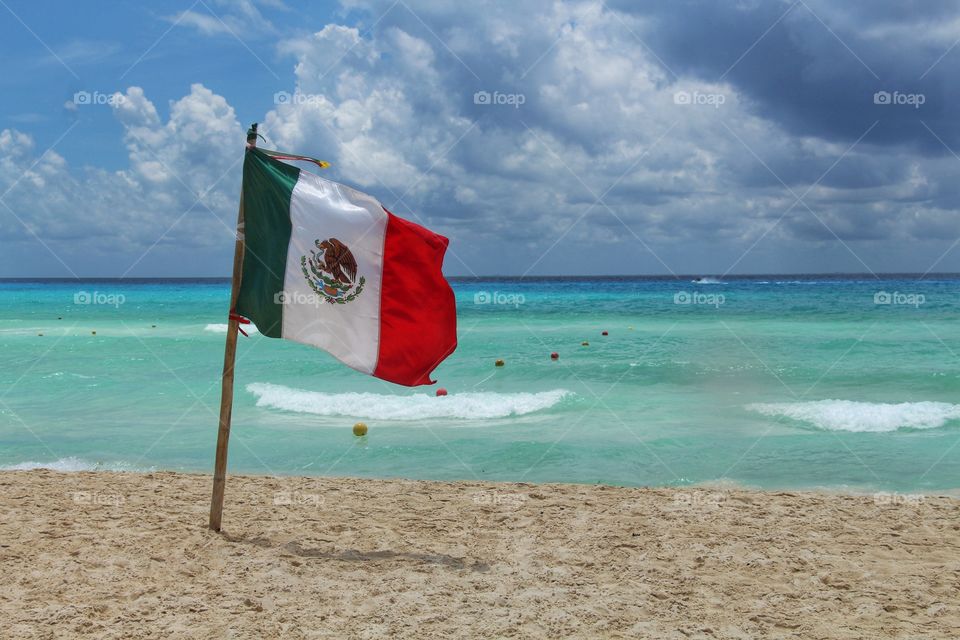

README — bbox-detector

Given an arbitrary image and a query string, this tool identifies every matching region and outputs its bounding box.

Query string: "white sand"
[2,470,958,638]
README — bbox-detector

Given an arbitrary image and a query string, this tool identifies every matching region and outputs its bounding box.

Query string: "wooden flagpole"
[209,123,258,531]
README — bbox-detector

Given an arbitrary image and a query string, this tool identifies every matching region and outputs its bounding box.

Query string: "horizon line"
[2,271,960,281]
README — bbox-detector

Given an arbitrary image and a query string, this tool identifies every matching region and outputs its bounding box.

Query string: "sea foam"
[747,400,960,432]
[0,457,143,472]
[247,382,572,420]
[205,323,259,334]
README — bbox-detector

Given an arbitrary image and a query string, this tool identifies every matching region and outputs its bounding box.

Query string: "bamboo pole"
[209,123,258,531]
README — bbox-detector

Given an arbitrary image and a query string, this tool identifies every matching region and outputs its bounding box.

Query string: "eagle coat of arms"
[300,237,366,304]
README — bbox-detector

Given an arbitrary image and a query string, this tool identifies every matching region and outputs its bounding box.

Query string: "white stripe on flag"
[281,170,388,374]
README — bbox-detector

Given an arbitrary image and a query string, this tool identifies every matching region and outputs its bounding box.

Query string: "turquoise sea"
[1,276,958,493]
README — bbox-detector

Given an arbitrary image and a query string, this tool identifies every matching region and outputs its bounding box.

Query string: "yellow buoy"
[353,422,368,436]
[495,359,505,367]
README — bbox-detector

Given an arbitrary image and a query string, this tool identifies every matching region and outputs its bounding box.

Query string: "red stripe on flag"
[373,210,457,386]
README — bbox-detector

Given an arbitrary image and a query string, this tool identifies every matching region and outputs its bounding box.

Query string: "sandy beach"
[1,470,958,639]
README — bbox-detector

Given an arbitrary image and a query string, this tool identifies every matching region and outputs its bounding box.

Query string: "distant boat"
[692,277,723,284]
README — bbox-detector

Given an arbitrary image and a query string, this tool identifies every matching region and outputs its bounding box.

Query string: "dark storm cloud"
[629,0,960,151]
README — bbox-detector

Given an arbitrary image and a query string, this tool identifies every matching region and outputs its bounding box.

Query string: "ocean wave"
[746,400,960,432]
[247,382,573,420]
[205,323,259,334]
[0,457,143,472]
[692,277,724,284]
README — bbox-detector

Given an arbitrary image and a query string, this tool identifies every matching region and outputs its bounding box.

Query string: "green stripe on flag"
[235,148,300,338]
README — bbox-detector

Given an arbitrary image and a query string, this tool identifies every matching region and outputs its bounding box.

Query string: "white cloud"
[0,84,244,275]
[259,2,763,256]
[251,0,960,274]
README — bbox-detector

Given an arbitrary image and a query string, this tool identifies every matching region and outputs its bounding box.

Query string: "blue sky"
[3,0,960,277]
[3,2,358,164]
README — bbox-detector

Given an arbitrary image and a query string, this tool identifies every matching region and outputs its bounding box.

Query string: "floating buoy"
[495,359,505,367]
[601,331,608,336]
[353,422,368,436]
[550,352,559,360]
[436,388,448,397]
[581,341,589,346]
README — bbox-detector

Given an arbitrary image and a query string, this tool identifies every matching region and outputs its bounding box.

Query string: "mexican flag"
[234,146,457,386]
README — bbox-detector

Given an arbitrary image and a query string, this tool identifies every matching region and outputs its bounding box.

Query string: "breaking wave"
[747,400,960,432]
[247,382,573,420]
